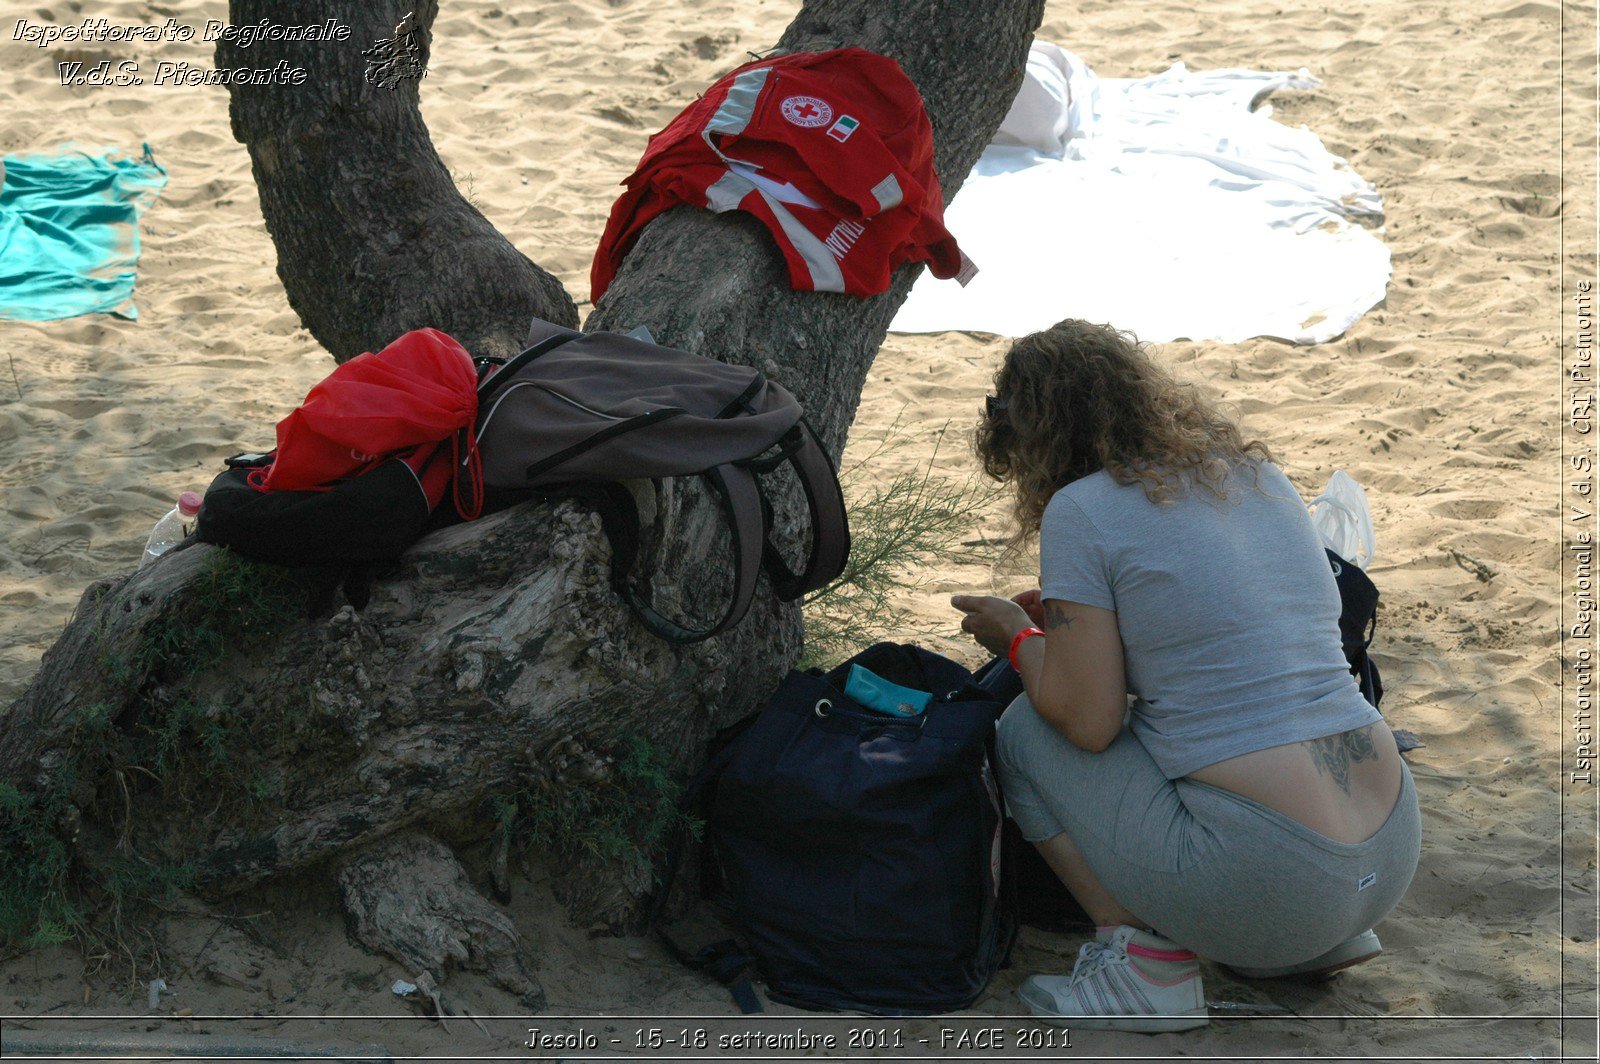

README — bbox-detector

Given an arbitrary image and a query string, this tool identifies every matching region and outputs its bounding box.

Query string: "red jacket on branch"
[592,47,976,303]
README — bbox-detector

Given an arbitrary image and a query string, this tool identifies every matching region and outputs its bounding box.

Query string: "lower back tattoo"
[1307,726,1378,793]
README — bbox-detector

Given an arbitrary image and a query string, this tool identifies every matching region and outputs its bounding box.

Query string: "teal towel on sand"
[0,143,167,321]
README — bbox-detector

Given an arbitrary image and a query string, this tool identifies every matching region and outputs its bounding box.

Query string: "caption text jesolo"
[526,1025,1073,1053]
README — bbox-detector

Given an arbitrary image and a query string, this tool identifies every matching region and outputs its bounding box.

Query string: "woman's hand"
[1011,588,1047,627]
[950,594,1034,658]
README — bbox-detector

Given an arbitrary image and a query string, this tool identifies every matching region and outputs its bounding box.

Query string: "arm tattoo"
[1042,601,1077,632]
[1306,726,1379,794]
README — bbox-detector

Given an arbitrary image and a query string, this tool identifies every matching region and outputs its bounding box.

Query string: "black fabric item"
[701,643,1016,1015]
[971,656,1094,933]
[195,456,434,566]
[1326,548,1383,708]
[655,933,764,1014]
[1001,818,1095,934]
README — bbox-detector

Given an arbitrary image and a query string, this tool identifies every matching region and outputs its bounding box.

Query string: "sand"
[0,0,1594,1058]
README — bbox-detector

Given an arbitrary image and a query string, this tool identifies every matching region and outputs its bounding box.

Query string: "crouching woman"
[951,320,1420,1032]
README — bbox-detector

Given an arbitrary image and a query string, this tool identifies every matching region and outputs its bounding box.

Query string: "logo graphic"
[1357,871,1377,891]
[363,10,426,90]
[780,95,832,127]
[826,115,860,142]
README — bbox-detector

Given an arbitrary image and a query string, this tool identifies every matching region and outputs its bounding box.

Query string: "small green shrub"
[0,777,85,950]
[800,419,1000,669]
[495,734,700,868]
[102,854,197,900]
[244,772,282,804]
[4,551,302,955]
[102,551,305,804]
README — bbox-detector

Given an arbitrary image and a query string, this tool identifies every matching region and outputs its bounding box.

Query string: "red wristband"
[1008,626,1046,671]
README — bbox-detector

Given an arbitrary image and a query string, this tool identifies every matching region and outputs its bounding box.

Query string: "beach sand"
[0,0,1593,1058]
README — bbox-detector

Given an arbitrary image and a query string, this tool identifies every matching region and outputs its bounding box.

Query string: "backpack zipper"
[534,383,633,421]
[523,407,686,481]
[476,332,580,402]
[477,380,632,444]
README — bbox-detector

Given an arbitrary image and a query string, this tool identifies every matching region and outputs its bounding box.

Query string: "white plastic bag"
[1307,470,1375,569]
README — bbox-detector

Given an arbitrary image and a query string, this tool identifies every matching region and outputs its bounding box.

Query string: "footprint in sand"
[1496,193,1561,218]
[31,398,120,420]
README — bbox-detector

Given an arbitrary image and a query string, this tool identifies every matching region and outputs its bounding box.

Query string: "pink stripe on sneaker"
[1128,942,1196,962]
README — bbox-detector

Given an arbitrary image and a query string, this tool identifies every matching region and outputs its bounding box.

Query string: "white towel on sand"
[891,44,1390,345]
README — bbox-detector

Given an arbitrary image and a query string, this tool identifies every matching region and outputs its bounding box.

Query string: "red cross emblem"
[780,95,833,128]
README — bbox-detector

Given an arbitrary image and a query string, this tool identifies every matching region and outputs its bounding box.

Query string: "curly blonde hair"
[974,319,1276,543]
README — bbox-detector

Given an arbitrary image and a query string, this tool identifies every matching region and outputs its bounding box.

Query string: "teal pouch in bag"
[844,664,933,717]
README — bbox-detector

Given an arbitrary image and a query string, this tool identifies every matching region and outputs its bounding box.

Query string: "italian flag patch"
[827,115,860,142]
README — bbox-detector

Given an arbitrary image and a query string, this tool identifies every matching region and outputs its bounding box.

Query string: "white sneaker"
[1225,929,1382,980]
[1017,925,1210,1033]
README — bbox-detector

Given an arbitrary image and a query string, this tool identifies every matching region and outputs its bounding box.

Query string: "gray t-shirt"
[1038,460,1381,779]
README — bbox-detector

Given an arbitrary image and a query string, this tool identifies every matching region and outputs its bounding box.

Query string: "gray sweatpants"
[995,694,1422,969]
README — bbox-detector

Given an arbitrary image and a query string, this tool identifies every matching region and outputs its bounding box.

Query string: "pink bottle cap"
[178,491,203,517]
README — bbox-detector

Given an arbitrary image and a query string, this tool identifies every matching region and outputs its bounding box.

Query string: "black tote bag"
[706,643,1014,1014]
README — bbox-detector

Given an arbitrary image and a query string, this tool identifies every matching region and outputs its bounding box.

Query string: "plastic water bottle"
[140,491,203,568]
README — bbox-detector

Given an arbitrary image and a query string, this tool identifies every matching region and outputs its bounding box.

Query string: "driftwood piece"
[336,831,543,1008]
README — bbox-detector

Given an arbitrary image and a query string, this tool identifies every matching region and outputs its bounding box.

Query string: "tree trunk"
[216,0,579,361]
[0,0,1045,994]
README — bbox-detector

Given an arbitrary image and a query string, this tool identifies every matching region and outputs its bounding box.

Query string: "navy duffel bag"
[705,642,1016,1014]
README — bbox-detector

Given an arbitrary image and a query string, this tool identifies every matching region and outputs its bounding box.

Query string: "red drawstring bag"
[251,327,483,518]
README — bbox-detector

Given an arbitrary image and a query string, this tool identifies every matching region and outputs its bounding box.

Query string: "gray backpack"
[464,317,849,643]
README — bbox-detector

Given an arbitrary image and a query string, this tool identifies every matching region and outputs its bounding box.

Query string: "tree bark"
[0,0,1045,991]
